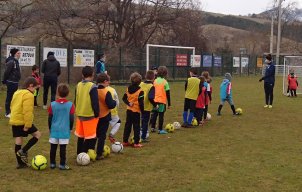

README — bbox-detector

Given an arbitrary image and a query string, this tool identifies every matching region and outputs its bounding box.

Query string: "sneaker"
[141,138,150,143]
[233,112,240,116]
[122,142,131,147]
[59,164,71,170]
[50,164,56,169]
[16,163,28,169]
[133,143,143,148]
[268,105,273,109]
[264,105,269,108]
[151,128,157,133]
[5,113,11,118]
[43,105,48,109]
[217,113,221,116]
[184,124,193,128]
[181,123,188,128]
[96,155,105,160]
[158,130,168,134]
[108,135,116,144]
[16,149,28,164]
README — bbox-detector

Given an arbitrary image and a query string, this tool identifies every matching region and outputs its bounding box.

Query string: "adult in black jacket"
[2,48,21,118]
[42,51,61,109]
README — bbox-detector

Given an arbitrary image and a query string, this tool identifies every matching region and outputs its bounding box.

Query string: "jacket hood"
[47,55,56,61]
[222,79,230,85]
[128,84,141,94]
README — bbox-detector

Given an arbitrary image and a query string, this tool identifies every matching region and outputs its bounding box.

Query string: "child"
[182,68,200,128]
[107,85,121,143]
[74,66,99,155]
[195,76,207,125]
[122,72,144,148]
[288,72,298,97]
[96,73,116,160]
[10,77,41,169]
[140,70,155,142]
[48,84,74,170]
[201,71,212,121]
[32,65,41,106]
[217,73,239,116]
[150,66,171,134]
[149,66,158,129]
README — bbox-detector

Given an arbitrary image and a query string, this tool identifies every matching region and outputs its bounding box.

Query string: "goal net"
[283,56,302,95]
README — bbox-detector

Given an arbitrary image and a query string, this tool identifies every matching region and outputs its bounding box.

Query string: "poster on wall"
[7,45,36,66]
[257,57,263,68]
[203,55,212,67]
[73,49,95,67]
[190,55,201,67]
[176,54,188,66]
[214,56,222,67]
[43,47,67,67]
[233,57,249,67]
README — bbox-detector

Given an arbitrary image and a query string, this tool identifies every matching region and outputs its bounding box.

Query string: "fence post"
[0,38,2,81]
[211,53,214,76]
[230,54,233,76]
[172,49,175,79]
[119,47,122,81]
[221,54,224,76]
[38,41,41,75]
[67,43,71,84]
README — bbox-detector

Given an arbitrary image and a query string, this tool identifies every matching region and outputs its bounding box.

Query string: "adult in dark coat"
[2,48,21,118]
[41,51,61,109]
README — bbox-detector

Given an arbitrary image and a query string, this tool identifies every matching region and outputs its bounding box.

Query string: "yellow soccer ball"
[32,155,47,170]
[165,123,175,133]
[102,145,111,158]
[236,108,243,115]
[87,149,97,161]
[192,118,198,126]
[130,136,141,145]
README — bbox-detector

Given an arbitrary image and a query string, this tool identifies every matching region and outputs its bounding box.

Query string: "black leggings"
[264,83,274,105]
[50,144,67,166]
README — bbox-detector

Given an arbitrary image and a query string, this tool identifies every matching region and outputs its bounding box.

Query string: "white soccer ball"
[111,142,124,153]
[173,122,181,129]
[206,113,212,120]
[77,152,90,166]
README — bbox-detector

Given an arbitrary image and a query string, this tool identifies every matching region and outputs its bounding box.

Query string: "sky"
[201,0,302,16]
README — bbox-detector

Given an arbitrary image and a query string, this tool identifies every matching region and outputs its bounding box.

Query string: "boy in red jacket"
[288,72,298,97]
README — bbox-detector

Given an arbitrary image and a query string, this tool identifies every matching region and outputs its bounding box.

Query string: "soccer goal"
[145,44,195,72]
[282,56,302,95]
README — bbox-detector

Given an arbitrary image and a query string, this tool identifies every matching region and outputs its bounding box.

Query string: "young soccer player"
[10,77,41,169]
[182,68,200,128]
[32,65,41,106]
[201,71,212,121]
[122,72,144,148]
[48,84,75,170]
[195,76,207,125]
[217,73,239,116]
[150,66,171,134]
[96,73,116,160]
[140,70,155,142]
[288,72,298,97]
[74,66,99,155]
[107,85,121,143]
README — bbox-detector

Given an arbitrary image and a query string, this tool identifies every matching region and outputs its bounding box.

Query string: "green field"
[1,76,302,192]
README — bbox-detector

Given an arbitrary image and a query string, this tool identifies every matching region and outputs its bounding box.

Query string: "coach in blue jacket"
[259,54,275,108]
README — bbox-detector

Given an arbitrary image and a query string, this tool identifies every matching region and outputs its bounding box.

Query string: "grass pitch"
[0,76,302,192]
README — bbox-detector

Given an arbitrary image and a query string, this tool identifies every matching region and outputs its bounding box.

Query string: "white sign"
[73,49,95,67]
[233,57,249,67]
[43,47,67,67]
[190,55,201,67]
[7,45,36,66]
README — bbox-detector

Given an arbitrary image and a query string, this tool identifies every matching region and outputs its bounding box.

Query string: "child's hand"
[23,127,29,131]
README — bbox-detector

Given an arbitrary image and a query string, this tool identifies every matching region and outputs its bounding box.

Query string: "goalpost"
[283,56,302,95]
[146,44,195,72]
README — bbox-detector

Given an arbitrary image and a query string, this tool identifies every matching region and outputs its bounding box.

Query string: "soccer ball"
[77,152,90,166]
[87,149,97,161]
[31,155,47,170]
[165,123,175,133]
[130,136,141,145]
[173,122,181,129]
[192,118,198,126]
[206,113,212,120]
[111,142,124,153]
[236,108,243,115]
[102,145,111,158]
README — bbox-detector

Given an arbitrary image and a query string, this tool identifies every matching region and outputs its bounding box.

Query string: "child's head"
[152,66,158,74]
[157,66,168,78]
[201,71,209,79]
[32,65,39,73]
[145,70,155,81]
[199,76,205,84]
[130,72,142,85]
[22,77,38,92]
[224,73,232,81]
[57,83,69,98]
[96,73,110,87]
[82,66,94,79]
[189,68,198,76]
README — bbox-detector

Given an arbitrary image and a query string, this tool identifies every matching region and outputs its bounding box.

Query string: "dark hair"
[190,67,198,75]
[96,73,110,83]
[157,66,168,78]
[145,70,155,81]
[130,72,142,85]
[199,76,205,84]
[10,48,19,57]
[82,66,94,78]
[266,54,272,61]
[151,66,158,70]
[22,77,38,89]
[57,83,69,98]
[97,53,105,60]
[47,51,54,57]
[32,65,39,71]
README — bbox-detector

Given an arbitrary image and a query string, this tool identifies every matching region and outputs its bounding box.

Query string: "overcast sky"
[201,0,302,15]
